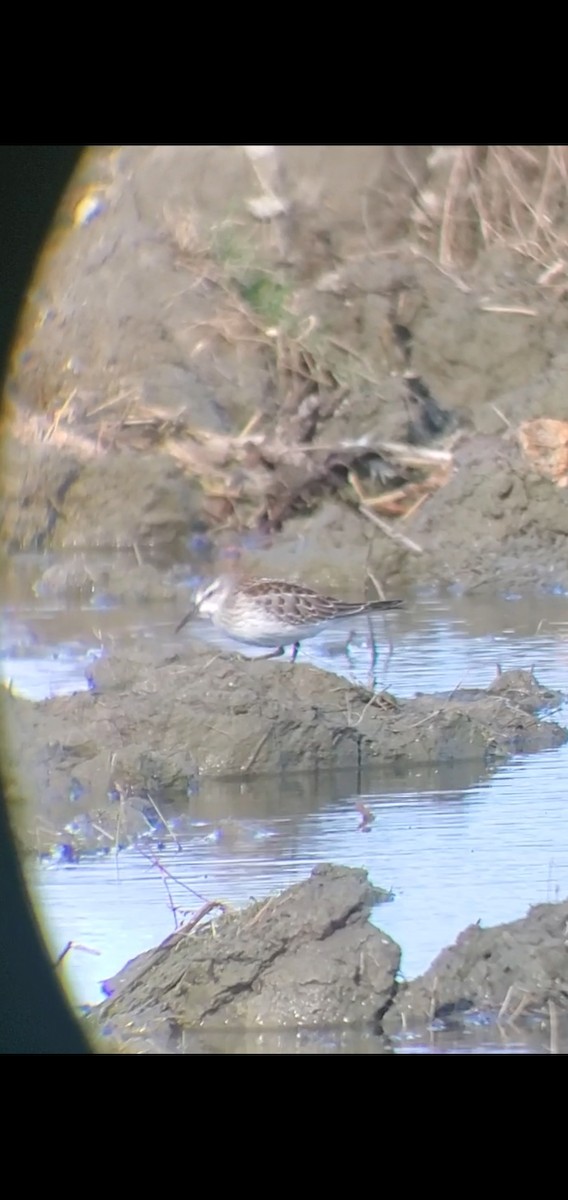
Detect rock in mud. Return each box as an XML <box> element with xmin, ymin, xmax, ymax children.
<box><xmin>94</xmin><ymin>864</ymin><xmax>399</xmax><ymax>1046</ymax></box>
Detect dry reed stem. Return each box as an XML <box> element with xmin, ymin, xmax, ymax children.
<box><xmin>424</xmin><ymin>146</ymin><xmax>568</xmax><ymax>276</ymax></box>
<box><xmin>359</xmin><ymin>505</ymin><xmax>424</xmax><ymax>555</ymax></box>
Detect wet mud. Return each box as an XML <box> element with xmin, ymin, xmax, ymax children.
<box><xmin>384</xmin><ymin>896</ymin><xmax>568</xmax><ymax>1037</ymax></box>
<box><xmin>4</xmin><ymin>646</ymin><xmax>564</xmax><ymax>858</ymax></box>
<box><xmin>89</xmin><ymin>864</ymin><xmax>568</xmax><ymax>1054</ymax></box>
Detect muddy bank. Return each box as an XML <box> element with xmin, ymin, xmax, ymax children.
<box><xmin>0</xmin><ymin>437</ymin><xmax>204</xmax><ymax>555</ymax></box>
<box><xmin>241</xmin><ymin>438</ymin><xmax>568</xmax><ymax>596</ymax></box>
<box><xmin>370</xmin><ymin>433</ymin><xmax>568</xmax><ymax>594</ymax></box>
<box><xmin>3</xmin><ymin>634</ymin><xmax>565</xmax><ymax>854</ymax></box>
<box><xmin>3</xmin><ymin>146</ymin><xmax>568</xmax><ymax>596</ymax></box>
<box><xmin>91</xmin><ymin>864</ymin><xmax>398</xmax><ymax>1051</ymax></box>
<box><xmin>87</xmin><ymin>861</ymin><xmax>568</xmax><ymax>1053</ymax></box>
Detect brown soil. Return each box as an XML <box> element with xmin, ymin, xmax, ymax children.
<box><xmin>3</xmin><ymin>145</ymin><xmax>568</xmax><ymax>592</ymax></box>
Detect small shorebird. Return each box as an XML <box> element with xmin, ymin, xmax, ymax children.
<box><xmin>176</xmin><ymin>575</ymin><xmax>402</xmax><ymax>661</ymax></box>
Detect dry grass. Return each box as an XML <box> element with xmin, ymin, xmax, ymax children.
<box><xmin>161</xmin><ymin>205</ymin><xmax>391</xmax><ymax>403</ymax></box>
<box><xmin>414</xmin><ymin>146</ymin><xmax>568</xmax><ymax>284</ymax></box>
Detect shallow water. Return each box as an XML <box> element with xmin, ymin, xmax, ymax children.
<box><xmin>3</xmin><ymin>554</ymin><xmax>568</xmax><ymax>1052</ymax></box>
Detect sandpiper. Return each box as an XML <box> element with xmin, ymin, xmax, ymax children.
<box><xmin>176</xmin><ymin>574</ymin><xmax>402</xmax><ymax>660</ymax></box>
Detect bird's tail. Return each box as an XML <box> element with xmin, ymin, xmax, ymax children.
<box><xmin>367</xmin><ymin>598</ymin><xmax>403</xmax><ymax>611</ymax></box>
<box><xmin>333</xmin><ymin>597</ymin><xmax>403</xmax><ymax>617</ymax></box>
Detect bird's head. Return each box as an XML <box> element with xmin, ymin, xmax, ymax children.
<box><xmin>175</xmin><ymin>575</ymin><xmax>232</xmax><ymax>633</ymax></box>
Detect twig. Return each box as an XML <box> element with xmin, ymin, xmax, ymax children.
<box><xmin>200</xmin><ymin>653</ymin><xmax>224</xmax><ymax>670</ymax></box>
<box><xmin>114</xmin><ymin>803</ymin><xmax>123</xmax><ymax>884</ymax></box>
<box><xmin>325</xmin><ymin>336</ymin><xmax>385</xmax><ymax>389</ymax></box>
<box><xmin>492</xmin><ymin>404</ymin><xmax>512</xmax><ymax>429</ymax></box>
<box><xmin>144</xmin><ymin>792</ymin><xmax>183</xmax><ymax>851</ymax></box>
<box><xmin>401</xmin><ymin>493</ymin><xmax>430</xmax><ymax>521</ymax></box>
<box><xmin>89</xmin><ymin>821</ymin><xmax>116</xmax><ymax>843</ymax></box>
<box><xmin>438</xmin><ymin>148</ymin><xmax>470</xmax><ymax>268</ymax></box>
<box><xmin>44</xmin><ymin>389</ymin><xmax>78</xmax><ymax>440</ymax></box>
<box><xmin>293</xmin><ymin>439</ymin><xmax>452</xmax><ymax>461</ymax></box>
<box><xmin>498</xmin><ymin>984</ymin><xmax>515</xmax><ymax>1022</ymax></box>
<box><xmin>408</xmin><ymin>244</ymin><xmax>472</xmax><ymax>293</ymax></box>
<box><xmin>538</xmin><ymin>260</ymin><xmax>566</xmax><ymax>286</ymax></box>
<box><xmin>373</xmin><ymin>440</ymin><xmax>453</xmax><ymax>466</ymax></box>
<box><xmin>179</xmin><ymin>899</ymin><xmax>226</xmax><ymax>935</ymax></box>
<box><xmin>85</xmin><ymin>388</ymin><xmax>139</xmax><ymax>419</ymax></box>
<box><xmin>479</xmin><ymin>304</ymin><xmax>537</xmax><ymax>316</ymax></box>
<box><xmin>366</xmin><ymin>613</ymin><xmax>378</xmax><ymax>689</ymax></box>
<box><xmin>162</xmin><ymin>871</ymin><xmax>180</xmax><ymax>927</ymax></box>
<box><xmin>347</xmin><ymin>688</ymin><xmax>386</xmax><ymax>728</ymax></box>
<box><xmin>246</xmin><ymin>896</ymin><xmax>275</xmax><ymax>929</ymax></box>
<box><xmin>359</xmin><ymin>505</ymin><xmax>424</xmax><ymax>555</ymax></box>
<box><xmin>347</xmin><ymin>470</ymin><xmax>367</xmax><ymax>503</ymax></box>
<box><xmin>509</xmin><ymin>991</ymin><xmax>531</xmax><ymax>1023</ymax></box>
<box><xmin>136</xmin><ymin>846</ymin><xmax>209</xmax><ymax>904</ymax></box>
<box><xmin>379</xmin><ymin>637</ymin><xmax>395</xmax><ymax>688</ymax></box>
<box><xmin>54</xmin><ymin>941</ymin><xmax>101</xmax><ymax>968</ymax></box>
<box><xmin>240</xmin><ymin>729</ymin><xmax>271</xmax><ymax>773</ymax></box>
<box><xmin>237</xmin><ymin>410</ymin><xmax>263</xmax><ymax>440</ymax></box>
<box><xmin>549</xmin><ymin>999</ymin><xmax>559</xmax><ymax>1055</ymax></box>
<box><xmin>428</xmin><ymin>976</ymin><xmax>439</xmax><ymax>1023</ymax></box>
<box><xmin>366</xmin><ymin>569</ymin><xmax>385</xmax><ymax>601</ymax></box>
<box><xmin>405</xmin><ymin>709</ymin><xmax>443</xmax><ymax>730</ymax></box>
<box><xmin>448</xmin><ymin>676</ymin><xmax>468</xmax><ymax>701</ymax></box>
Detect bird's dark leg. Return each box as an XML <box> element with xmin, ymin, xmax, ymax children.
<box><xmin>240</xmin><ymin>643</ymin><xmax>299</xmax><ymax>662</ymax></box>
<box><xmin>254</xmin><ymin>646</ymin><xmax>286</xmax><ymax>660</ymax></box>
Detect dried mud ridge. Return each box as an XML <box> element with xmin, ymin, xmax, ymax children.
<box><xmin>89</xmin><ymin>863</ymin><xmax>568</xmax><ymax>1054</ymax></box>
<box><xmin>4</xmin><ymin>649</ymin><xmax>565</xmax><ymax>857</ymax></box>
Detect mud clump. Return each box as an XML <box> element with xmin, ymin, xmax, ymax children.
<box><xmin>92</xmin><ymin>864</ymin><xmax>399</xmax><ymax>1050</ymax></box>
<box><xmin>384</xmin><ymin>898</ymin><xmax>568</xmax><ymax>1034</ymax></box>
<box><xmin>89</xmin><ymin>861</ymin><xmax>568</xmax><ymax>1053</ymax></box>
<box><xmin>4</xmin><ymin>639</ymin><xmax>565</xmax><ymax>857</ymax></box>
